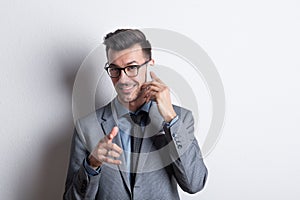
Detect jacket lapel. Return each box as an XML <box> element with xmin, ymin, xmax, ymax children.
<box><xmin>100</xmin><ymin>102</ymin><xmax>132</xmax><ymax>194</ymax></box>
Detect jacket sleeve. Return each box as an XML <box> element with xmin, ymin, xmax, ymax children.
<box><xmin>163</xmin><ymin>108</ymin><xmax>208</xmax><ymax>194</ymax></box>
<box><xmin>63</xmin><ymin>128</ymin><xmax>100</xmax><ymax>200</ymax></box>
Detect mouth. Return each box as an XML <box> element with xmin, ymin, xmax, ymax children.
<box><xmin>118</xmin><ymin>84</ymin><xmax>137</xmax><ymax>94</ymax></box>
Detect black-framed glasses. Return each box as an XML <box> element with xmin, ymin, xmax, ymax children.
<box><xmin>104</xmin><ymin>60</ymin><xmax>150</xmax><ymax>78</ymax></box>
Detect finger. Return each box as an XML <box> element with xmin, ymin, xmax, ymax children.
<box><xmin>106</xmin><ymin>143</ymin><xmax>123</xmax><ymax>154</ymax></box>
<box><xmin>143</xmin><ymin>89</ymin><xmax>155</xmax><ymax>98</ymax></box>
<box><xmin>98</xmin><ymin>155</ymin><xmax>122</xmax><ymax>165</ymax></box>
<box><xmin>150</xmin><ymin>71</ymin><xmax>164</xmax><ymax>83</ymax></box>
<box><xmin>103</xmin><ymin>157</ymin><xmax>122</xmax><ymax>165</ymax></box>
<box><xmin>144</xmin><ymin>90</ymin><xmax>157</xmax><ymax>103</ymax></box>
<box><xmin>107</xmin><ymin>150</ymin><xmax>122</xmax><ymax>158</ymax></box>
<box><xmin>142</xmin><ymin>81</ymin><xmax>164</xmax><ymax>90</ymax></box>
<box><xmin>144</xmin><ymin>92</ymin><xmax>151</xmax><ymax>103</ymax></box>
<box><xmin>96</xmin><ymin>148</ymin><xmax>108</xmax><ymax>156</ymax></box>
<box><xmin>92</xmin><ymin>147</ymin><xmax>121</xmax><ymax>161</ymax></box>
<box><xmin>141</xmin><ymin>79</ymin><xmax>160</xmax><ymax>90</ymax></box>
<box><xmin>143</xmin><ymin>87</ymin><xmax>161</xmax><ymax>100</ymax></box>
<box><xmin>97</xmin><ymin>148</ymin><xmax>117</xmax><ymax>157</ymax></box>
<box><xmin>141</xmin><ymin>82</ymin><xmax>151</xmax><ymax>90</ymax></box>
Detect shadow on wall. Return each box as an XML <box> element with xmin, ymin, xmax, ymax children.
<box><xmin>15</xmin><ymin>43</ymin><xmax>93</xmax><ymax>200</ymax></box>
<box><xmin>29</xmin><ymin>127</ymin><xmax>73</xmax><ymax>200</ymax></box>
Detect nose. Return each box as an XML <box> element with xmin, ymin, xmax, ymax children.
<box><xmin>118</xmin><ymin>69</ymin><xmax>129</xmax><ymax>83</ymax></box>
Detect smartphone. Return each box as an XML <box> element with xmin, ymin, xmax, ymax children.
<box><xmin>146</xmin><ymin>69</ymin><xmax>152</xmax><ymax>82</ymax></box>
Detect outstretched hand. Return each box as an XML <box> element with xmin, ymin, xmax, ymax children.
<box><xmin>88</xmin><ymin>127</ymin><xmax>123</xmax><ymax>169</ymax></box>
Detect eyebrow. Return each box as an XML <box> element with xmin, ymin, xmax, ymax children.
<box><xmin>125</xmin><ymin>61</ymin><xmax>138</xmax><ymax>65</ymax></box>
<box><xmin>110</xmin><ymin>60</ymin><xmax>138</xmax><ymax>67</ymax></box>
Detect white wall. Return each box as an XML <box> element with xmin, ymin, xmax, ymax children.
<box><xmin>1</xmin><ymin>0</ymin><xmax>299</xmax><ymax>199</ymax></box>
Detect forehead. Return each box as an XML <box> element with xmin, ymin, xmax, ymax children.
<box><xmin>107</xmin><ymin>44</ymin><xmax>145</xmax><ymax>64</ymax></box>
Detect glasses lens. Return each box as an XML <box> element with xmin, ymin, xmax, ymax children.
<box><xmin>108</xmin><ymin>68</ymin><xmax>120</xmax><ymax>77</ymax></box>
<box><xmin>125</xmin><ymin>66</ymin><xmax>138</xmax><ymax>77</ymax></box>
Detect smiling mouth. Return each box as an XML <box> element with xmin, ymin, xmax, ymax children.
<box><xmin>118</xmin><ymin>84</ymin><xmax>136</xmax><ymax>93</ymax></box>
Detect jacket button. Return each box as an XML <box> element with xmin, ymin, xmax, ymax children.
<box><xmin>81</xmin><ymin>180</ymin><xmax>87</xmax><ymax>193</ymax></box>
<box><xmin>80</xmin><ymin>187</ymin><xmax>86</xmax><ymax>193</ymax></box>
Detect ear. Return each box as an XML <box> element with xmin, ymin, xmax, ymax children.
<box><xmin>149</xmin><ymin>59</ymin><xmax>155</xmax><ymax>66</ymax></box>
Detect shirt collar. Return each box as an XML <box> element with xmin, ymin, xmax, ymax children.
<box><xmin>113</xmin><ymin>97</ymin><xmax>152</xmax><ymax>119</ymax></box>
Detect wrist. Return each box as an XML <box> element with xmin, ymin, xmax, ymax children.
<box><xmin>164</xmin><ymin>111</ymin><xmax>177</xmax><ymax>123</ymax></box>
<box><xmin>84</xmin><ymin>157</ymin><xmax>102</xmax><ymax>176</ymax></box>
<box><xmin>88</xmin><ymin>155</ymin><xmax>102</xmax><ymax>169</ymax></box>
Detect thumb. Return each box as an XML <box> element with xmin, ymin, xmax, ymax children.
<box><xmin>108</xmin><ymin>126</ymin><xmax>119</xmax><ymax>141</ymax></box>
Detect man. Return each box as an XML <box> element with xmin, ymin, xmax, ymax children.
<box><xmin>63</xmin><ymin>29</ymin><xmax>208</xmax><ymax>200</ymax></box>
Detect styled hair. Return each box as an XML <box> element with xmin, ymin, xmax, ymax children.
<box><xmin>103</xmin><ymin>29</ymin><xmax>152</xmax><ymax>60</ymax></box>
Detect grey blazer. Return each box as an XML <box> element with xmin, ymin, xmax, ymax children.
<box><xmin>63</xmin><ymin>101</ymin><xmax>207</xmax><ymax>200</ymax></box>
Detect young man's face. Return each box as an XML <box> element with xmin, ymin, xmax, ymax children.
<box><xmin>107</xmin><ymin>44</ymin><xmax>153</xmax><ymax>105</ymax></box>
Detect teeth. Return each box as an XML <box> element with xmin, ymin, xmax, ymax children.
<box><xmin>120</xmin><ymin>85</ymin><xmax>134</xmax><ymax>90</ymax></box>
<box><xmin>121</xmin><ymin>86</ymin><xmax>131</xmax><ymax>89</ymax></box>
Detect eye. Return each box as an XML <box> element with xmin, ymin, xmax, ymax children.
<box><xmin>126</xmin><ymin>65</ymin><xmax>138</xmax><ymax>71</ymax></box>
<box><xmin>109</xmin><ymin>68</ymin><xmax>118</xmax><ymax>72</ymax></box>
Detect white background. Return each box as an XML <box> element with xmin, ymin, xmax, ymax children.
<box><xmin>1</xmin><ymin>0</ymin><xmax>299</xmax><ymax>199</ymax></box>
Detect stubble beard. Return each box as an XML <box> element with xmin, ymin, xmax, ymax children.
<box><xmin>116</xmin><ymin>82</ymin><xmax>144</xmax><ymax>107</ymax></box>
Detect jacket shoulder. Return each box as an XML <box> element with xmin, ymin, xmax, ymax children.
<box><xmin>172</xmin><ymin>104</ymin><xmax>192</xmax><ymax>116</ymax></box>
<box><xmin>77</xmin><ymin>102</ymin><xmax>111</xmax><ymax>125</ymax></box>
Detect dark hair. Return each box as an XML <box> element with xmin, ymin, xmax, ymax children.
<box><xmin>103</xmin><ymin>29</ymin><xmax>152</xmax><ymax>60</ymax></box>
